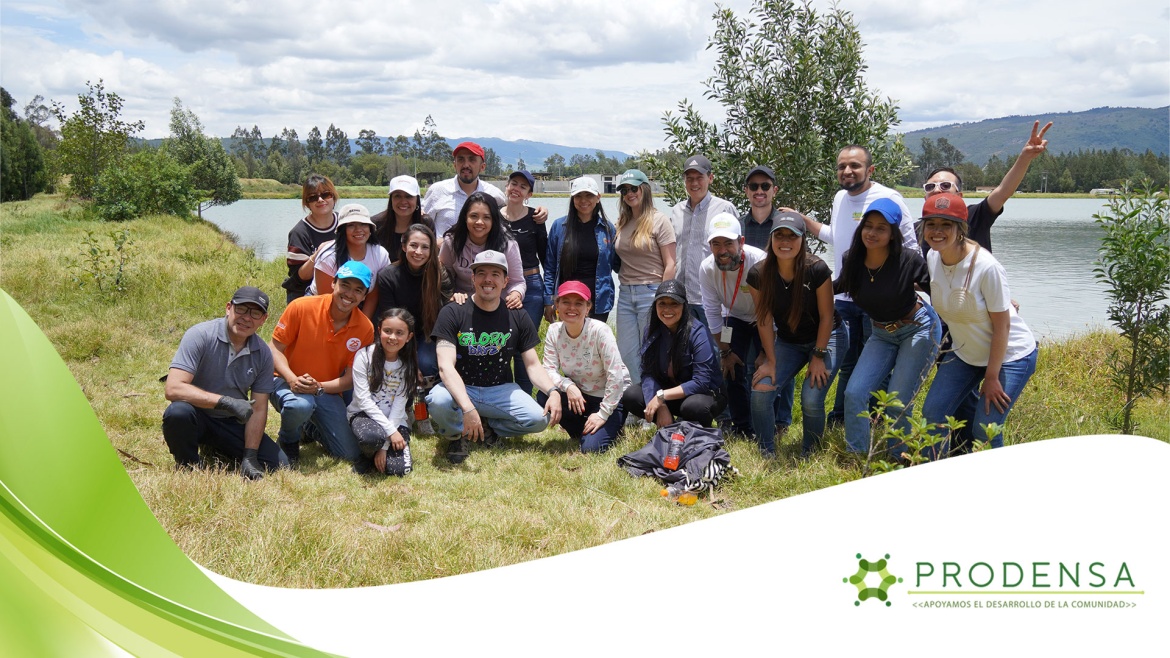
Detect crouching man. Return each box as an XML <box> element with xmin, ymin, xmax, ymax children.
<box><xmin>270</xmin><ymin>262</ymin><xmax>375</xmax><ymax>466</ymax></box>
<box><xmin>427</xmin><ymin>250</ymin><xmax>562</xmax><ymax>464</ymax></box>
<box><xmin>163</xmin><ymin>286</ymin><xmax>287</xmax><ymax>479</ymax></box>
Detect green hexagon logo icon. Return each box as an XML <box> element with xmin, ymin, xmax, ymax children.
<box><xmin>844</xmin><ymin>553</ymin><xmax>902</xmax><ymax>606</ymax></box>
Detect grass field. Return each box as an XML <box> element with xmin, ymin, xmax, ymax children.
<box><xmin>2</xmin><ymin>195</ymin><xmax>1166</xmax><ymax>588</ymax></box>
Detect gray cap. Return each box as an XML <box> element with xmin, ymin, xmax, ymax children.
<box><xmin>471</xmin><ymin>249</ymin><xmax>509</xmax><ymax>275</ymax></box>
<box><xmin>770</xmin><ymin>211</ymin><xmax>806</xmax><ymax>236</ymax></box>
<box><xmin>683</xmin><ymin>155</ymin><xmax>713</xmax><ymax>175</ymax></box>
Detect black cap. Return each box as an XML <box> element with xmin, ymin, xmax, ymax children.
<box><xmin>653</xmin><ymin>279</ymin><xmax>687</xmax><ymax>305</ymax></box>
<box><xmin>745</xmin><ymin>165</ymin><xmax>776</xmax><ymax>184</ymax></box>
<box><xmin>230</xmin><ymin>286</ymin><xmax>270</xmax><ymax>313</ymax></box>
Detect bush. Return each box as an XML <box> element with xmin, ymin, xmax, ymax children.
<box><xmin>92</xmin><ymin>148</ymin><xmax>197</xmax><ymax>221</ymax></box>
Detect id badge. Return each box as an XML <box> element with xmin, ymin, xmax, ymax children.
<box><xmin>720</xmin><ymin>325</ymin><xmax>733</xmax><ymax>343</ymax></box>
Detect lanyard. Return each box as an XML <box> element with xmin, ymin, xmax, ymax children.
<box><xmin>721</xmin><ymin>261</ymin><xmax>745</xmax><ymax>315</ymax></box>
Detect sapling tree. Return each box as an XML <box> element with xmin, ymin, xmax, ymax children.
<box><xmin>1093</xmin><ymin>180</ymin><xmax>1170</xmax><ymax>434</ymax></box>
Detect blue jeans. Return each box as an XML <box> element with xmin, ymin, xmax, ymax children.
<box><xmin>830</xmin><ymin>299</ymin><xmax>872</xmax><ymax>422</ymax></box>
<box><xmin>417</xmin><ymin>336</ymin><xmax>438</xmax><ymax>378</ymax></box>
<box><xmin>922</xmin><ymin>348</ymin><xmax>1038</xmax><ymax>456</ymax></box>
<box><xmin>616</xmin><ymin>283</ymin><xmax>659</xmax><ymax>382</ymax></box>
<box><xmin>844</xmin><ymin>304</ymin><xmax>941</xmax><ymax>455</ymax></box>
<box><xmin>513</xmin><ymin>272</ymin><xmax>546</xmax><ymax>396</ymax></box>
<box><xmin>751</xmin><ymin>324</ymin><xmax>848</xmax><ymax>455</ymax></box>
<box><xmin>270</xmin><ymin>378</ymin><xmax>361</xmax><ymax>461</ymax></box>
<box><xmin>426</xmin><ymin>382</ymin><xmax>550</xmax><ymax>438</ymax></box>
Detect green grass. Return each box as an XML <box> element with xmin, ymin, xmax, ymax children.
<box><xmin>1</xmin><ymin>195</ymin><xmax>1166</xmax><ymax>588</ymax></box>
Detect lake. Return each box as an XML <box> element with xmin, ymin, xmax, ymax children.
<box><xmin>204</xmin><ymin>196</ymin><xmax>1113</xmax><ymax>341</ymax></box>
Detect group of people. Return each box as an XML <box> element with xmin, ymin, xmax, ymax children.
<box><xmin>161</xmin><ymin>122</ymin><xmax>1051</xmax><ymax>478</ymax></box>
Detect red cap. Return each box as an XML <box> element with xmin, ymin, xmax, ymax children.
<box><xmin>921</xmin><ymin>192</ymin><xmax>968</xmax><ymax>223</ymax></box>
<box><xmin>556</xmin><ymin>280</ymin><xmax>592</xmax><ymax>302</ymax></box>
<box><xmin>452</xmin><ymin>141</ymin><xmax>485</xmax><ymax>159</ymax></box>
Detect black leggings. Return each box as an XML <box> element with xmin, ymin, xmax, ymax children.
<box><xmin>620</xmin><ymin>384</ymin><xmax>725</xmax><ymax>427</ymax></box>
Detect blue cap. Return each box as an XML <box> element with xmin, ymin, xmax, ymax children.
<box><xmin>335</xmin><ymin>261</ymin><xmax>372</xmax><ymax>289</ymax></box>
<box><xmin>509</xmin><ymin>169</ymin><xmax>536</xmax><ymax>190</ymax></box>
<box><xmin>864</xmin><ymin>198</ymin><xmax>903</xmax><ymax>225</ymax></box>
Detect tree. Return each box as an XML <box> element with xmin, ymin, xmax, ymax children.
<box><xmin>543</xmin><ymin>153</ymin><xmax>565</xmax><ymax>175</ymax></box>
<box><xmin>355</xmin><ymin>129</ymin><xmax>384</xmax><ymax>155</ymax></box>
<box><xmin>516</xmin><ymin>156</ymin><xmax>527</xmax><ymax>172</ymax></box>
<box><xmin>483</xmin><ymin>147</ymin><xmax>503</xmax><ymax>176</ymax></box>
<box><xmin>51</xmin><ymin>80</ymin><xmax>144</xmax><ymax>199</ymax></box>
<box><xmin>911</xmin><ymin>137</ymin><xmax>965</xmax><ymax>186</ymax></box>
<box><xmin>1093</xmin><ymin>180</ymin><xmax>1170</xmax><ymax>434</ymax></box>
<box><xmin>325</xmin><ymin>123</ymin><xmax>350</xmax><ymax>167</ymax></box>
<box><xmin>92</xmin><ymin>147</ymin><xmax>197</xmax><ymax>221</ymax></box>
<box><xmin>281</xmin><ymin>127</ymin><xmax>306</xmax><ymax>183</ymax></box>
<box><xmin>1</xmin><ymin>88</ymin><xmax>49</xmax><ymax>201</ymax></box>
<box><xmin>643</xmin><ymin>0</ymin><xmax>910</xmax><ymax>220</ymax></box>
<box><xmin>164</xmin><ymin>99</ymin><xmax>241</xmax><ymax>217</ymax></box>
<box><xmin>22</xmin><ymin>94</ymin><xmax>58</xmax><ymax>152</ymax></box>
<box><xmin>305</xmin><ymin>126</ymin><xmax>325</xmax><ymax>167</ymax></box>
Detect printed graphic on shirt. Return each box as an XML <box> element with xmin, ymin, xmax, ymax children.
<box><xmin>346</xmin><ymin>337</ymin><xmax>363</xmax><ymax>352</ymax></box>
<box><xmin>458</xmin><ymin>330</ymin><xmax>512</xmax><ymax>356</ymax></box>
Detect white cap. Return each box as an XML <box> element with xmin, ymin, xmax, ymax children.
<box><xmin>388</xmin><ymin>175</ymin><xmax>420</xmax><ymax>197</ymax></box>
<box><xmin>569</xmin><ymin>177</ymin><xmax>600</xmax><ymax>197</ymax></box>
<box><xmin>706</xmin><ymin>212</ymin><xmax>742</xmax><ymax>242</ymax></box>
<box><xmin>471</xmin><ymin>249</ymin><xmax>509</xmax><ymax>275</ymax></box>
<box><xmin>337</xmin><ymin>203</ymin><xmax>375</xmax><ymax>227</ymax></box>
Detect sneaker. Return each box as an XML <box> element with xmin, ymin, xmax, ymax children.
<box><xmin>776</xmin><ymin>423</ymin><xmax>790</xmax><ymax>437</ymax></box>
<box><xmin>415</xmin><ymin>418</ymin><xmax>434</xmax><ymax>435</ymax></box>
<box><xmin>239</xmin><ymin>453</ymin><xmax>264</xmax><ymax>481</ymax></box>
<box><xmin>280</xmin><ymin>441</ymin><xmax>300</xmax><ymax>468</ymax></box>
<box><xmin>481</xmin><ymin>425</ymin><xmax>502</xmax><ymax>449</ymax></box>
<box><xmin>446</xmin><ymin>437</ymin><xmax>469</xmax><ymax>464</ymax></box>
<box><xmin>301</xmin><ymin>422</ymin><xmax>320</xmax><ymax>445</ymax></box>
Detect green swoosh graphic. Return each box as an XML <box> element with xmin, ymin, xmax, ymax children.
<box><xmin>0</xmin><ymin>290</ymin><xmax>338</xmax><ymax>657</ymax></box>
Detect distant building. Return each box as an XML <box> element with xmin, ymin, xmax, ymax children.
<box><xmin>1090</xmin><ymin>188</ymin><xmax>1120</xmax><ymax>196</ymax></box>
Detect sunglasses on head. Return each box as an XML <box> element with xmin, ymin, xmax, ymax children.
<box><xmin>922</xmin><ymin>181</ymin><xmax>958</xmax><ymax>193</ymax></box>
<box><xmin>307</xmin><ymin>192</ymin><xmax>334</xmax><ymax>203</ymax></box>
<box><xmin>747</xmin><ymin>182</ymin><xmax>773</xmax><ymax>192</ymax></box>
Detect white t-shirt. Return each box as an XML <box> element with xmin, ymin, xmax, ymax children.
<box><xmin>818</xmin><ymin>182</ymin><xmax>917</xmax><ymax>301</ymax></box>
<box><xmin>347</xmin><ymin>346</ymin><xmax>409</xmax><ymax>444</ymax></box>
<box><xmin>308</xmin><ymin>241</ymin><xmax>391</xmax><ymax>295</ymax></box>
<box><xmin>927</xmin><ymin>246</ymin><xmax>1036</xmax><ymax>367</ymax></box>
<box><xmin>699</xmin><ymin>244</ymin><xmax>767</xmax><ymax>334</ymax></box>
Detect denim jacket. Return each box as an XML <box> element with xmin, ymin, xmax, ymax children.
<box><xmin>543</xmin><ymin>215</ymin><xmax>618</xmax><ymax>314</ymax></box>
<box><xmin>639</xmin><ymin>320</ymin><xmax>723</xmax><ymax>403</ymax></box>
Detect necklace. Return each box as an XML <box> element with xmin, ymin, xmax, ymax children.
<box><xmin>865</xmin><ymin>261</ymin><xmax>885</xmax><ymax>283</ymax></box>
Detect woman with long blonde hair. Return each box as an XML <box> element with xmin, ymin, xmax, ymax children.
<box><xmin>612</xmin><ymin>169</ymin><xmax>676</xmax><ymax>381</ymax></box>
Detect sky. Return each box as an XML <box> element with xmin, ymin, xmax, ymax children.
<box><xmin>1</xmin><ymin>0</ymin><xmax>1167</xmax><ymax>154</ymax></box>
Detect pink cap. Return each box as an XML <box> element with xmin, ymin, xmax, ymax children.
<box><xmin>556</xmin><ymin>280</ymin><xmax>592</xmax><ymax>302</ymax></box>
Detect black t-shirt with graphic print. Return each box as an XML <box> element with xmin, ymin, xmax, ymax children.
<box><xmin>431</xmin><ymin>300</ymin><xmax>539</xmax><ymax>387</ymax></box>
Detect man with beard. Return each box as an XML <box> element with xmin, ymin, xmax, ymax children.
<box><xmin>423</xmin><ymin>141</ymin><xmax>546</xmax><ymax>237</ymax></box>
<box><xmin>796</xmin><ymin>145</ymin><xmax>917</xmax><ymax>427</ymax></box>
<box><xmin>698</xmin><ymin>213</ymin><xmax>768</xmax><ymax>440</ymax></box>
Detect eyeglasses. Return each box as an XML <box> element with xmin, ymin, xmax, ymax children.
<box><xmin>747</xmin><ymin>182</ymin><xmax>773</xmax><ymax>192</ymax></box>
<box><xmin>619</xmin><ymin>186</ymin><xmax>641</xmax><ymax>196</ymax></box>
<box><xmin>922</xmin><ymin>181</ymin><xmax>959</xmax><ymax>193</ymax></box>
<box><xmin>231</xmin><ymin>304</ymin><xmax>266</xmax><ymax>320</ymax></box>
<box><xmin>307</xmin><ymin>192</ymin><xmax>334</xmax><ymax>203</ymax></box>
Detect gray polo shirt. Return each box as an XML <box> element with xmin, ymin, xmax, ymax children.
<box><xmin>170</xmin><ymin>317</ymin><xmax>275</xmax><ymax>418</ymax></box>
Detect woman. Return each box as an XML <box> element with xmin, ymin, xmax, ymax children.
<box><xmin>366</xmin><ymin>224</ymin><xmax>453</xmax><ymax>379</ymax></box>
<box><xmin>620</xmin><ymin>280</ymin><xmax>724</xmax><ymax>428</ymax></box>
<box><xmin>613</xmin><ymin>169</ymin><xmax>677</xmax><ymax>381</ymax></box>
<box><xmin>747</xmin><ymin>215</ymin><xmax>848</xmax><ymax>457</ymax></box>
<box><xmin>309</xmin><ymin>204</ymin><xmax>391</xmax><ymax>296</ymax></box>
<box><xmin>281</xmin><ymin>174</ymin><xmax>338</xmax><ymax>302</ymax></box>
<box><xmin>919</xmin><ymin>192</ymin><xmax>1038</xmax><ymax>456</ymax></box>
<box><xmin>541</xmin><ymin>281</ymin><xmax>630</xmax><ymax>452</ymax></box>
<box><xmin>543</xmin><ymin>176</ymin><xmax>618</xmax><ymax>323</ymax></box>
<box><xmin>372</xmin><ymin>175</ymin><xmax>432</xmax><ymax>263</ymax></box>
<box><xmin>348</xmin><ymin>309</ymin><xmax>418</xmax><ymax>476</ymax></box>
<box><xmin>501</xmin><ymin>170</ymin><xmax>548</xmax><ymax>397</ymax></box>
<box><xmin>836</xmin><ymin>198</ymin><xmax>941</xmax><ymax>457</ymax></box>
<box><xmin>438</xmin><ymin>191</ymin><xmax>525</xmax><ymax>307</ymax></box>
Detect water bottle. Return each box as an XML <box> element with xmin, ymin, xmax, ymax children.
<box><xmin>662</xmin><ymin>431</ymin><xmax>685</xmax><ymax>470</ymax></box>
<box><xmin>414</xmin><ymin>401</ymin><xmax>428</xmax><ymax>421</ymax></box>
<box><xmin>661</xmin><ymin>484</ymin><xmax>698</xmax><ymax>506</ymax></box>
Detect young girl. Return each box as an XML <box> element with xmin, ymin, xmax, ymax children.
<box><xmin>747</xmin><ymin>215</ymin><xmax>847</xmax><ymax>457</ymax></box>
<box><xmin>347</xmin><ymin>309</ymin><xmax>418</xmax><ymax>476</ymax></box>
<box><xmin>837</xmin><ymin>199</ymin><xmax>941</xmax><ymax>458</ymax></box>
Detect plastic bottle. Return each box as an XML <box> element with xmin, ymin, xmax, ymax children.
<box><xmin>662</xmin><ymin>431</ymin><xmax>685</xmax><ymax>470</ymax></box>
<box><xmin>414</xmin><ymin>401</ymin><xmax>428</xmax><ymax>421</ymax></box>
<box><xmin>661</xmin><ymin>485</ymin><xmax>699</xmax><ymax>506</ymax></box>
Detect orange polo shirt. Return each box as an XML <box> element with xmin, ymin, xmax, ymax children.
<box><xmin>272</xmin><ymin>294</ymin><xmax>374</xmax><ymax>381</ymax></box>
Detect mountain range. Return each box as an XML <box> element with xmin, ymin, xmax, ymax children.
<box><xmin>444</xmin><ymin>137</ymin><xmax>630</xmax><ymax>170</ymax></box>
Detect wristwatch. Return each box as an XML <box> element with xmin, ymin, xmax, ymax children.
<box><xmin>810</xmin><ymin>347</ymin><xmax>829</xmax><ymax>360</ymax></box>
<box><xmin>315</xmin><ymin>385</ymin><xmax>325</xmax><ymax>396</ymax></box>
<box><xmin>655</xmin><ymin>389</ymin><xmax>666</xmax><ymax>402</ymax></box>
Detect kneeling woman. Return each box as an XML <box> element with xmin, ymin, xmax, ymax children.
<box><xmin>347</xmin><ymin>309</ymin><xmax>418</xmax><ymax>476</ymax></box>
<box><xmin>541</xmin><ymin>282</ymin><xmax>631</xmax><ymax>452</ymax></box>
<box><xmin>838</xmin><ymin>199</ymin><xmax>941</xmax><ymax>457</ymax></box>
<box><xmin>621</xmin><ymin>280</ymin><xmax>725</xmax><ymax>428</ymax></box>
<box><xmin>920</xmin><ymin>193</ymin><xmax>1038</xmax><ymax>456</ymax></box>
<box><xmin>747</xmin><ymin>214</ymin><xmax>847</xmax><ymax>457</ymax></box>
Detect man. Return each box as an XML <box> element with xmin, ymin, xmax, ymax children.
<box><xmin>920</xmin><ymin>120</ymin><xmax>1053</xmax><ymax>252</ymax></box>
<box><xmin>737</xmin><ymin>165</ymin><xmax>796</xmax><ymax>432</ymax></box>
<box><xmin>270</xmin><ymin>261</ymin><xmax>375</xmax><ymax>466</ymax></box>
<box><xmin>426</xmin><ymin>250</ymin><xmax>562</xmax><ymax>464</ymax></box>
<box><xmin>797</xmin><ymin>145</ymin><xmax>918</xmax><ymax>426</ymax></box>
<box><xmin>163</xmin><ymin>286</ymin><xmax>285</xmax><ymax>480</ymax></box>
<box><xmin>698</xmin><ymin>213</ymin><xmax>767</xmax><ymax>442</ymax></box>
<box><xmin>670</xmin><ymin>154</ymin><xmax>738</xmax><ymax>326</ymax></box>
<box><xmin>422</xmin><ymin>141</ymin><xmax>547</xmax><ymax>237</ymax></box>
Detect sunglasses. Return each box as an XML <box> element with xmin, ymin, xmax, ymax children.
<box><xmin>922</xmin><ymin>181</ymin><xmax>959</xmax><ymax>193</ymax></box>
<box><xmin>747</xmin><ymin>182</ymin><xmax>773</xmax><ymax>192</ymax></box>
<box><xmin>307</xmin><ymin>192</ymin><xmax>334</xmax><ymax>203</ymax></box>
<box><xmin>619</xmin><ymin>186</ymin><xmax>641</xmax><ymax>196</ymax></box>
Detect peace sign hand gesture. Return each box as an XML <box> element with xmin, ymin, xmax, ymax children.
<box><xmin>1021</xmin><ymin>120</ymin><xmax>1052</xmax><ymax>160</ymax></box>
